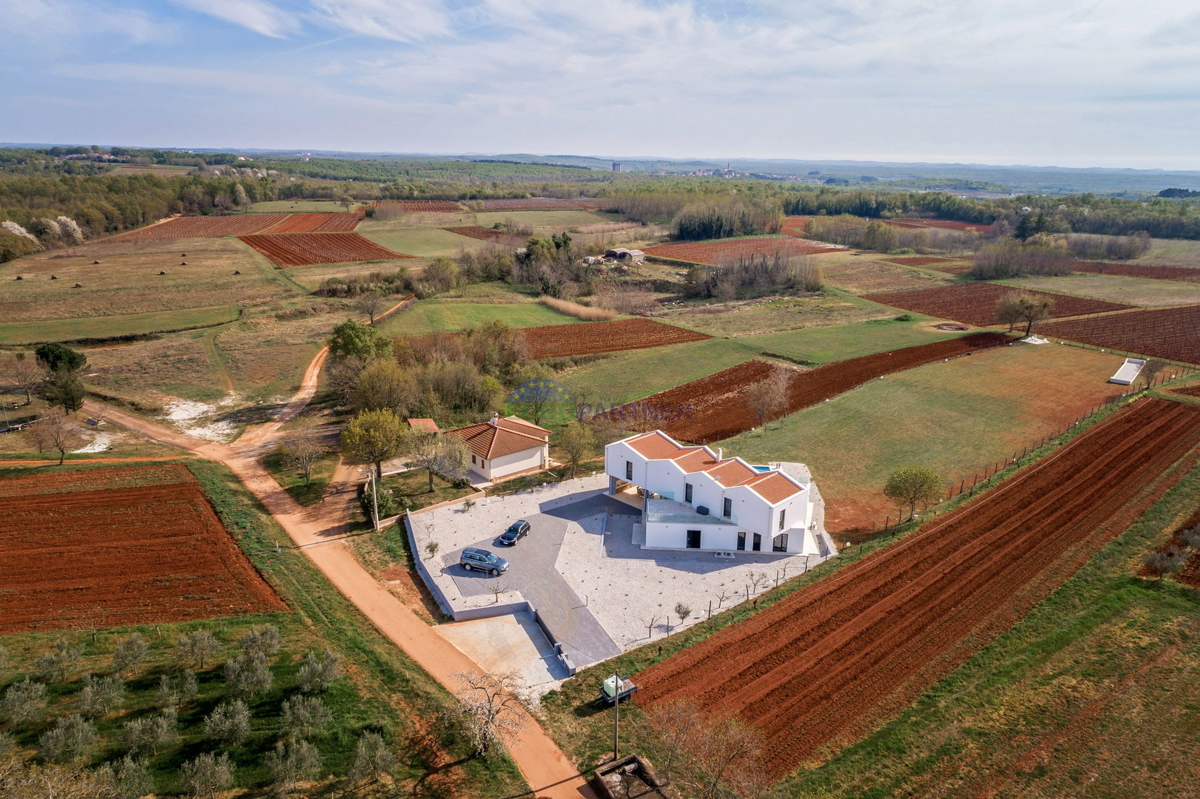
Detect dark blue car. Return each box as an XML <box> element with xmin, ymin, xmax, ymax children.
<box><xmin>498</xmin><ymin>520</ymin><xmax>530</xmax><ymax>546</ymax></box>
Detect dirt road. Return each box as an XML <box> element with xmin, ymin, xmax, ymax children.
<box><xmin>78</xmin><ymin>381</ymin><xmax>593</xmax><ymax>798</ymax></box>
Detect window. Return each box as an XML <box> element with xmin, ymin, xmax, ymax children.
<box><xmin>684</xmin><ymin>483</ymin><xmax>693</xmax><ymax>503</ymax></box>
<box><xmin>736</xmin><ymin>531</ymin><xmax>746</xmax><ymax>551</ymax></box>
<box><xmin>686</xmin><ymin>530</ymin><xmax>701</xmax><ymax>549</ymax></box>
<box><xmin>752</xmin><ymin>533</ymin><xmax>762</xmax><ymax>552</ymax></box>
<box><xmin>471</xmin><ymin>454</ymin><xmax>477</xmax><ymax>465</ymax></box>
<box><xmin>773</xmin><ymin>533</ymin><xmax>789</xmax><ymax>552</ymax></box>
<box><xmin>778</xmin><ymin>508</ymin><xmax>786</xmax><ymax>531</ymax></box>
<box><xmin>723</xmin><ymin>497</ymin><xmax>732</xmax><ymax>518</ymax></box>
<box><xmin>625</xmin><ymin>461</ymin><xmax>633</xmax><ymax>480</ymax></box>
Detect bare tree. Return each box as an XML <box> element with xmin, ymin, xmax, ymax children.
<box><xmin>746</xmin><ymin>368</ymin><xmax>790</xmax><ymax>428</ymax></box>
<box><xmin>404</xmin><ymin>429</ymin><xmax>471</xmax><ymax>492</ymax></box>
<box><xmin>280</xmin><ymin>418</ymin><xmax>327</xmax><ymax>487</ymax></box>
<box><xmin>449</xmin><ymin>671</ymin><xmax>527</xmax><ymax>756</ymax></box>
<box><xmin>715</xmin><ymin>587</ymin><xmax>730</xmax><ymax>608</ymax></box>
<box><xmin>1141</xmin><ymin>358</ymin><xmax>1168</xmax><ymax>390</ymax></box>
<box><xmin>695</xmin><ymin>718</ymin><xmax>764</xmax><ymax>799</ymax></box>
<box><xmin>355</xmin><ymin>290</ymin><xmax>387</xmax><ymax>325</ymax></box>
<box><xmin>643</xmin><ymin>698</ymin><xmax>703</xmax><ymax>784</ymax></box>
<box><xmin>7</xmin><ymin>352</ymin><xmax>44</xmax><ymax>403</ymax></box>
<box><xmin>641</xmin><ymin>615</ymin><xmax>658</xmax><ymax>640</ymax></box>
<box><xmin>485</xmin><ymin>582</ymin><xmax>509</xmax><ymax>605</ymax></box>
<box><xmin>24</xmin><ymin>408</ymin><xmax>84</xmax><ymax>464</ymax></box>
<box><xmin>556</xmin><ymin>420</ymin><xmax>597</xmax><ymax>477</ymax></box>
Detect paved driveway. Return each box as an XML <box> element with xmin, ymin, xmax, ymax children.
<box><xmin>444</xmin><ymin>494</ymin><xmax>631</xmax><ymax>667</ymax></box>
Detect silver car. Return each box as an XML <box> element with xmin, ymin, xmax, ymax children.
<box><xmin>459</xmin><ymin>547</ymin><xmax>509</xmax><ymax>576</ymax></box>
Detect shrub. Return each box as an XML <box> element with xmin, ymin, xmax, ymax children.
<box><xmin>39</xmin><ymin>714</ymin><xmax>97</xmax><ymax>763</ymax></box>
<box><xmin>180</xmin><ymin>752</ymin><xmax>235</xmax><ymax>799</ymax></box>
<box><xmin>297</xmin><ymin>650</ymin><xmax>343</xmax><ymax>693</ymax></box>
<box><xmin>204</xmin><ymin>699</ymin><xmax>252</xmax><ymax>746</ymax></box>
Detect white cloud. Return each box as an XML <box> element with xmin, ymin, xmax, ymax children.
<box><xmin>0</xmin><ymin>0</ymin><xmax>174</xmax><ymax>46</ymax></box>
<box><xmin>173</xmin><ymin>0</ymin><xmax>300</xmax><ymax>39</ymax></box>
<box><xmin>307</xmin><ymin>0</ymin><xmax>452</xmax><ymax>42</ymax></box>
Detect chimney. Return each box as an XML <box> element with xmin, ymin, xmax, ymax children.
<box><xmin>717</xmin><ymin>448</ymin><xmax>723</xmax><ymax>461</ymax></box>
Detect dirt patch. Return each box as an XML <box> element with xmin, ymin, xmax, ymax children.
<box><xmin>644</xmin><ymin>237</ymin><xmax>843</xmax><ymax>265</ymax></box>
<box><xmin>824</xmin><ymin>259</ymin><xmax>952</xmax><ymax>294</ymax></box>
<box><xmin>935</xmin><ymin>323</ymin><xmax>969</xmax><ymax>331</ymax></box>
<box><xmin>1040</xmin><ymin>305</ymin><xmax>1200</xmax><ymax>364</ymax></box>
<box><xmin>0</xmin><ymin>465</ymin><xmax>286</xmax><ymax>634</ymax></box>
<box><xmin>864</xmin><ymin>283</ymin><xmax>1133</xmax><ymax>326</ymax></box>
<box><xmin>635</xmin><ymin>398</ymin><xmax>1200</xmax><ymax>779</ymax></box>
<box><xmin>600</xmin><ymin>333</ymin><xmax>1010</xmax><ymax>443</ymax></box>
<box><xmin>523</xmin><ymin>318</ymin><xmax>710</xmax><ymax>359</ymax></box>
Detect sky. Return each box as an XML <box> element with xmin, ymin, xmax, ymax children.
<box><xmin>2</xmin><ymin>0</ymin><xmax>1200</xmax><ymax>169</ymax></box>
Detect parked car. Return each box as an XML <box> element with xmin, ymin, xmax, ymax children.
<box><xmin>499</xmin><ymin>520</ymin><xmax>530</xmax><ymax>546</ymax></box>
<box><xmin>459</xmin><ymin>547</ymin><xmax>509</xmax><ymax>575</ymax></box>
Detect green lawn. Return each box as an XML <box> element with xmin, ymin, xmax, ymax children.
<box><xmin>559</xmin><ymin>338</ymin><xmax>760</xmax><ymax>406</ymax></box>
<box><xmin>381</xmin><ymin>469</ymin><xmax>475</xmax><ymax>512</ymax></box>
<box><xmin>719</xmin><ymin>343</ymin><xmax>1125</xmax><ymax>533</ymax></box>
<box><xmin>262</xmin><ymin>449</ymin><xmax>338</xmax><ymax>506</ymax></box>
<box><xmin>375</xmin><ymin>299</ymin><xmax>578</xmax><ymax>337</ymax></box>
<box><xmin>1136</xmin><ymin>237</ymin><xmax>1200</xmax><ymax>266</ymax></box>
<box><xmin>0</xmin><ymin>460</ymin><xmax>524</xmax><ymax>796</ymax></box>
<box><xmin>1004</xmin><ymin>273</ymin><xmax>1200</xmax><ymax>307</ymax></box>
<box><xmin>0</xmin><ymin>304</ymin><xmax>240</xmax><ymax>345</ymax></box>
<box><xmin>737</xmin><ymin>315</ymin><xmax>964</xmax><ymax>365</ymax></box>
<box><xmin>358</xmin><ymin>225</ymin><xmax>488</xmax><ymax>257</ymax></box>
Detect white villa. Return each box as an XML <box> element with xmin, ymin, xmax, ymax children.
<box><xmin>444</xmin><ymin>413</ymin><xmax>551</xmax><ymax>483</ymax></box>
<box><xmin>604</xmin><ymin>430</ymin><xmax>832</xmax><ymax>557</ymax></box>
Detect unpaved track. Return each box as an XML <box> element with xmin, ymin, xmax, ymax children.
<box><xmin>77</xmin><ymin>370</ymin><xmax>593</xmax><ymax>797</ymax></box>
<box><xmin>636</xmin><ymin>397</ymin><xmax>1200</xmax><ymax>778</ymax></box>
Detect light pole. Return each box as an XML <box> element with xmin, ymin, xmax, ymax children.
<box><xmin>613</xmin><ymin>673</ymin><xmax>621</xmax><ymax>762</ymax></box>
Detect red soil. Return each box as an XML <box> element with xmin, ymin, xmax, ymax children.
<box><xmin>883</xmin><ymin>256</ymin><xmax>959</xmax><ymax>267</ymax></box>
<box><xmin>371</xmin><ymin>200</ymin><xmax>464</xmax><ymax>213</ymax></box>
<box><xmin>1074</xmin><ymin>261</ymin><xmax>1200</xmax><ymax>283</ymax></box>
<box><xmin>636</xmin><ymin>397</ymin><xmax>1200</xmax><ymax>779</ymax></box>
<box><xmin>442</xmin><ymin>225</ymin><xmax>526</xmax><ymax>245</ymax></box>
<box><xmin>472</xmin><ymin>198</ymin><xmax>612</xmax><ymax>211</ymax></box>
<box><xmin>884</xmin><ymin>218</ymin><xmax>990</xmax><ymax>233</ymax></box>
<box><xmin>114</xmin><ymin>214</ymin><xmax>289</xmax><ymax>241</ymax></box>
<box><xmin>863</xmin><ymin>283</ymin><xmax>1134</xmax><ymax>326</ymax></box>
<box><xmin>600</xmin><ymin>333</ymin><xmax>1010</xmax><ymax>443</ymax></box>
<box><xmin>239</xmin><ymin>232</ymin><xmax>409</xmax><ymax>267</ymax></box>
<box><xmin>0</xmin><ymin>465</ymin><xmax>286</xmax><ymax>634</ymax></box>
<box><xmin>263</xmin><ymin>212</ymin><xmax>364</xmax><ymax>233</ymax></box>
<box><xmin>1039</xmin><ymin>305</ymin><xmax>1200</xmax><ymax>364</ymax></box>
<box><xmin>644</xmin><ymin>237</ymin><xmax>843</xmax><ymax>265</ymax></box>
<box><xmin>523</xmin><ymin>318</ymin><xmax>710</xmax><ymax>359</ymax></box>
<box><xmin>780</xmin><ymin>216</ymin><xmax>813</xmax><ymax>237</ymax></box>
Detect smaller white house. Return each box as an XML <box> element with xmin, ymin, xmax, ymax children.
<box><xmin>605</xmin><ymin>430</ymin><xmax>831</xmax><ymax>557</ymax></box>
<box><xmin>444</xmin><ymin>413</ymin><xmax>551</xmax><ymax>483</ymax></box>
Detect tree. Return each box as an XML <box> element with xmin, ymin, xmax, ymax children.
<box><xmin>342</xmin><ymin>409</ymin><xmax>406</xmax><ymax>479</ymax></box>
<box><xmin>695</xmin><ymin>718</ymin><xmax>763</xmax><ymax>799</ymax></box>
<box><xmin>122</xmin><ymin>708</ymin><xmax>177</xmax><ymax>757</ymax></box>
<box><xmin>1143</xmin><ymin>549</ymin><xmax>1185</xmax><ymax>581</ymax></box>
<box><xmin>7</xmin><ymin>352</ymin><xmax>44</xmax><ymax>403</ymax></box>
<box><xmin>238</xmin><ymin>625</ymin><xmax>281</xmax><ymax>657</ymax></box>
<box><xmin>355</xmin><ymin>290</ymin><xmax>387</xmax><ymax>324</ymax></box>
<box><xmin>351</xmin><ymin>358</ymin><xmax>417</xmax><ymax>415</ymax></box>
<box><xmin>297</xmin><ymin>649</ymin><xmax>343</xmax><ymax>693</ymax></box>
<box><xmin>204</xmin><ymin>699</ymin><xmax>251</xmax><ymax>746</ymax></box>
<box><xmin>745</xmin><ymin>369</ymin><xmax>790</xmax><ymax>428</ymax></box>
<box><xmin>884</xmin><ymin>466</ymin><xmax>943</xmax><ymax>519</ymax></box>
<box><xmin>556</xmin><ymin>421</ymin><xmax>597</xmax><ymax>478</ymax></box>
<box><xmin>34</xmin><ymin>342</ymin><xmax>87</xmax><ymax>373</ymax></box>
<box><xmin>424</xmin><ymin>541</ymin><xmax>440</xmax><ymax>560</ymax></box>
<box><xmin>156</xmin><ymin>670</ymin><xmax>198</xmax><ymax>709</ymax></box>
<box><xmin>327</xmin><ymin>353</ymin><xmax>367</xmax><ymax>407</ymax></box>
<box><xmin>180</xmin><ymin>752</ymin><xmax>235</xmax><ymax>799</ymax></box>
<box><xmin>449</xmin><ymin>671</ymin><xmax>526</xmax><ymax>757</ymax></box>
<box><xmin>1014</xmin><ymin>294</ymin><xmax>1054</xmax><ymax>336</ymax></box>
<box><xmin>674</xmin><ymin>603</ymin><xmax>692</xmax><ymax>628</ymax></box>
<box><xmin>643</xmin><ymin>698</ymin><xmax>703</xmax><ymax>784</ymax></box>
<box><xmin>40</xmin><ymin>368</ymin><xmax>86</xmax><ymax>414</ymax></box>
<box><xmin>279</xmin><ymin>418</ymin><xmax>327</xmax><ymax>488</ymax></box>
<box><xmin>508</xmin><ymin>370</ymin><xmax>567</xmax><ymax>425</ymax></box>
<box><xmin>99</xmin><ymin>754</ymin><xmax>153</xmax><ymax>799</ymax></box>
<box><xmin>40</xmin><ymin>714</ymin><xmax>97</xmax><ymax>764</ymax></box>
<box><xmin>111</xmin><ymin>634</ymin><xmax>148</xmax><ymax>676</ymax></box>
<box><xmin>233</xmin><ymin>183</ymin><xmax>250</xmax><ymax>207</ymax></box>
<box><xmin>1141</xmin><ymin>357</ymin><xmax>1168</xmax><ymax>390</ymax></box>
<box><xmin>224</xmin><ymin>651</ymin><xmax>272</xmax><ymax>697</ymax></box>
<box><xmin>78</xmin><ymin>674</ymin><xmax>125</xmax><ymax>719</ymax></box>
<box><xmin>174</xmin><ymin>630</ymin><xmax>220</xmax><ymax>669</ymax></box>
<box><xmin>995</xmin><ymin>295</ymin><xmax>1024</xmax><ymax>333</ymax></box>
<box><xmin>35</xmin><ymin>639</ymin><xmax>83</xmax><ymax>683</ymax></box>
<box><xmin>328</xmin><ymin>319</ymin><xmax>391</xmax><ymax>362</ymax></box>
<box><xmin>1</xmin><ymin>678</ymin><xmax>47</xmax><ymax>724</ymax></box>
<box><xmin>403</xmin><ymin>429</ymin><xmax>471</xmax><ymax>492</ymax></box>
<box><xmin>281</xmin><ymin>695</ymin><xmax>332</xmax><ymax>740</ymax></box>
<box><xmin>348</xmin><ymin>731</ymin><xmax>397</xmax><ymax>785</ymax></box>
<box><xmin>265</xmin><ymin>739</ymin><xmax>322</xmax><ymax>794</ymax></box>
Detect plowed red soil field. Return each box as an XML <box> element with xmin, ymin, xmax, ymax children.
<box><xmin>600</xmin><ymin>333</ymin><xmax>1009</xmax><ymax>443</ymax></box>
<box><xmin>263</xmin><ymin>212</ymin><xmax>363</xmax><ymax>233</ymax></box>
<box><xmin>863</xmin><ymin>282</ymin><xmax>1133</xmax><ymax>326</ymax></box>
<box><xmin>0</xmin><ymin>465</ymin><xmax>286</xmax><ymax>634</ymax></box>
<box><xmin>636</xmin><ymin>397</ymin><xmax>1200</xmax><ymax>779</ymax></box>
<box><xmin>644</xmin><ymin>237</ymin><xmax>843</xmax><ymax>265</ymax></box>
<box><xmin>524</xmin><ymin>318</ymin><xmax>710</xmax><ymax>359</ymax></box>
<box><xmin>780</xmin><ymin>216</ymin><xmax>813</xmax><ymax>237</ymax></box>
<box><xmin>1074</xmin><ymin>261</ymin><xmax>1200</xmax><ymax>282</ymax></box>
<box><xmin>884</xmin><ymin>217</ymin><xmax>990</xmax><ymax>233</ymax></box>
<box><xmin>883</xmin><ymin>256</ymin><xmax>959</xmax><ymax>267</ymax></box>
<box><xmin>1039</xmin><ymin>304</ymin><xmax>1200</xmax><ymax>364</ymax></box>
<box><xmin>239</xmin><ymin>232</ymin><xmax>409</xmax><ymax>267</ymax></box>
<box><xmin>443</xmin><ymin>225</ymin><xmax>526</xmax><ymax>245</ymax></box>
<box><xmin>115</xmin><ymin>214</ymin><xmax>289</xmax><ymax>241</ymax></box>
<box><xmin>472</xmin><ymin>198</ymin><xmax>612</xmax><ymax>211</ymax></box>
<box><xmin>371</xmin><ymin>200</ymin><xmax>464</xmax><ymax>213</ymax></box>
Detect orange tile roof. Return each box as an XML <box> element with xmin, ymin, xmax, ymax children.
<box><xmin>744</xmin><ymin>472</ymin><xmax>802</xmax><ymax>504</ymax></box>
<box><xmin>706</xmin><ymin>459</ymin><xmax>759</xmax><ymax>486</ymax></box>
<box><xmin>407</xmin><ymin>418</ymin><xmax>440</xmax><ymax>433</ymax></box>
<box><xmin>672</xmin><ymin>448</ymin><xmax>718</xmax><ymax>472</ymax></box>
<box><xmin>502</xmin><ymin>415</ymin><xmax>551</xmax><ymax>435</ymax></box>
<box><xmin>626</xmin><ymin>431</ymin><xmax>686</xmax><ymax>460</ymax></box>
<box><xmin>444</xmin><ymin>419</ymin><xmax>548</xmax><ymax>459</ymax></box>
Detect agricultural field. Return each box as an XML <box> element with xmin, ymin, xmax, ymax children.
<box><xmin>883</xmin><ymin>217</ymin><xmax>991</xmax><ymax>233</ymax></box>
<box><xmin>359</xmin><ymin>225</ymin><xmax>490</xmax><ymax>258</ymax></box>
<box><xmin>656</xmin><ymin>290</ymin><xmax>895</xmax><ymax>338</ymax></box>
<box><xmin>239</xmin><ymin>233</ymin><xmax>408</xmax><ymax>267</ymax></box>
<box><xmin>635</xmin><ymin>397</ymin><xmax>1200</xmax><ymax>779</ymax></box>
<box><xmin>443</xmin><ymin>225</ymin><xmax>526</xmax><ymax>244</ymax></box>
<box><xmin>821</xmin><ymin>256</ymin><xmax>956</xmax><ymax>294</ymax></box>
<box><xmin>115</xmin><ymin>214</ymin><xmax>290</xmax><ymax>241</ymax></box>
<box><xmin>743</xmin><ymin>315</ymin><xmax>973</xmax><ymax>364</ymax></box>
<box><xmin>470</xmin><ymin>198</ymin><xmax>606</xmax><ymax>211</ymax></box>
<box><xmin>1132</xmin><ymin>237</ymin><xmax>1200</xmax><ymax>266</ymax></box>
<box><xmin>522</xmin><ymin>318</ymin><xmax>709</xmax><ymax>360</ymax></box>
<box><xmin>109</xmin><ymin>163</ymin><xmax>194</xmax><ymax>175</ymax></box>
<box><xmin>0</xmin><ymin>464</ymin><xmax>286</xmax><ymax>633</ymax></box>
<box><xmin>781</xmin><ymin>216</ymin><xmax>813</xmax><ymax>236</ymax></box>
<box><xmin>1039</xmin><ymin>304</ymin><xmax>1200</xmax><ymax>364</ymax></box>
<box><xmin>721</xmin><ymin>342</ymin><xmax>1131</xmax><ymax>531</ymax></box>
<box><xmin>1006</xmin><ymin>273</ymin><xmax>1200</xmax><ymax>307</ymax></box>
<box><xmin>1074</xmin><ymin>260</ymin><xmax>1200</xmax><ymax>282</ymax></box>
<box><xmin>262</xmin><ymin>213</ymin><xmax>363</xmax><ymax>233</ymax></box>
<box><xmin>371</xmin><ymin>199</ymin><xmax>464</xmax><ymax>213</ymax></box>
<box><xmin>644</xmin><ymin>235</ymin><xmax>843</xmax><ymax>265</ymax></box>
<box><xmin>0</xmin><ymin>304</ymin><xmax>239</xmax><ymax>345</ymax></box>
<box><xmin>374</xmin><ymin>296</ymin><xmax>575</xmax><ymax>337</ymax></box>
<box><xmin>601</xmin><ymin>333</ymin><xmax>1009</xmax><ymax>444</ymax></box>
<box><xmin>0</xmin><ymin>237</ymin><xmax>297</xmax><ymax>322</ymax></box>
<box><xmin>864</xmin><ymin>282</ymin><xmax>1134</xmax><ymax>326</ymax></box>
<box><xmin>472</xmin><ymin>209</ymin><xmax>619</xmax><ymax>230</ymax></box>
<box><xmin>247</xmin><ymin>199</ymin><xmax>365</xmax><ymax>214</ymax></box>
